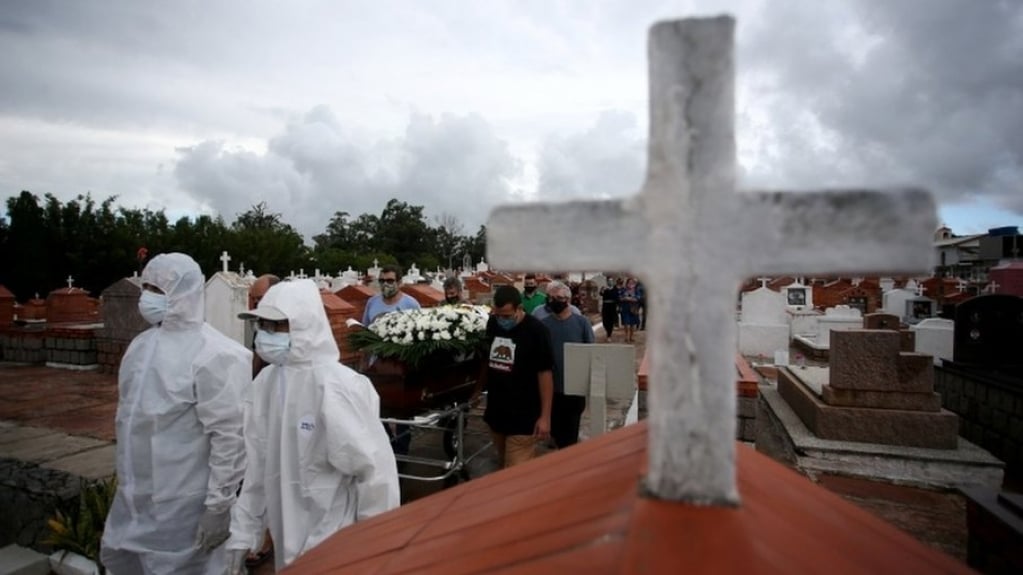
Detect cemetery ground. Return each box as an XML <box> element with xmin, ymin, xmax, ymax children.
<box><xmin>0</xmin><ymin>326</ymin><xmax>1014</xmax><ymax>570</ymax></box>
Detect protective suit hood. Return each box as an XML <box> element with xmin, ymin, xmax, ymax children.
<box><xmin>141</xmin><ymin>253</ymin><xmax>204</xmax><ymax>330</ymax></box>
<box><xmin>258</xmin><ymin>280</ymin><xmax>339</xmax><ymax>365</ymax></box>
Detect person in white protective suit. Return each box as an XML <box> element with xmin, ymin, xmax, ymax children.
<box><xmin>101</xmin><ymin>253</ymin><xmax>251</xmax><ymax>575</ymax></box>
<box><xmin>227</xmin><ymin>279</ymin><xmax>400</xmax><ymax>573</ymax></box>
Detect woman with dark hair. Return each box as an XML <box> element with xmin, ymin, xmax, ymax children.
<box><xmin>599</xmin><ymin>277</ymin><xmax>620</xmax><ymax>342</ymax></box>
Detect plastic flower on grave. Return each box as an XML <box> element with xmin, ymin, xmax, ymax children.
<box><xmin>349</xmin><ymin>304</ymin><xmax>491</xmax><ymax>368</ymax></box>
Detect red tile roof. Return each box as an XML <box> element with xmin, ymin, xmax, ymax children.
<box><xmin>284</xmin><ymin>421</ymin><xmax>968</xmax><ymax>574</ymax></box>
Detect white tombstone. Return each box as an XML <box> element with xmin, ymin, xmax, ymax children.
<box><xmin>402</xmin><ymin>263</ymin><xmax>423</xmax><ymax>285</ymax></box>
<box><xmin>431</xmin><ymin>275</ymin><xmax>446</xmax><ymax>292</ymax></box>
<box><xmin>476</xmin><ymin>257</ymin><xmax>489</xmax><ymax>274</ymax></box>
<box><xmin>879</xmin><ymin>277</ymin><xmax>896</xmax><ymax>292</ymax></box>
<box><xmin>911</xmin><ymin>318</ymin><xmax>954</xmax><ymax>365</ymax></box>
<box><xmin>904</xmin><ymin>295</ymin><xmax>936</xmax><ymax>324</ymax></box>
<box><xmin>787</xmin><ymin>307</ymin><xmax>823</xmax><ymax>339</ymax></box>
<box><xmin>564</xmin><ymin>344</ymin><xmax>637</xmax><ymax>439</ymax></box>
<box><xmin>816</xmin><ymin>305</ymin><xmax>863</xmax><ymax>347</ymax></box>
<box><xmin>883</xmin><ymin>287</ymin><xmax>916</xmax><ymax>320</ymax></box>
<box><xmin>485</xmin><ymin>17</ymin><xmax>934</xmax><ymax>503</ymax></box>
<box><xmin>367</xmin><ymin>259</ymin><xmax>381</xmax><ymax>280</ymax></box>
<box><xmin>204</xmin><ymin>271</ymin><xmax>253</xmax><ymax>346</ymax></box>
<box><xmin>783</xmin><ymin>280</ymin><xmax>813</xmax><ymax>310</ymax></box>
<box><xmin>738</xmin><ymin>287</ymin><xmax>789</xmax><ymax>357</ymax></box>
<box><xmin>904</xmin><ymin>278</ymin><xmax>919</xmax><ymax>294</ymax></box>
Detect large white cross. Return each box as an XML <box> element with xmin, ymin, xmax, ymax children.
<box><xmin>66</xmin><ymin>275</ymin><xmax>74</xmax><ymax>289</ymax></box>
<box><xmin>220</xmin><ymin>251</ymin><xmax>231</xmax><ymax>273</ymax></box>
<box><xmin>486</xmin><ymin>17</ymin><xmax>935</xmax><ymax>504</ymax></box>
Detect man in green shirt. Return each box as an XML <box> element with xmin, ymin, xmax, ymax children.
<box><xmin>521</xmin><ymin>273</ymin><xmax>547</xmax><ymax>314</ymax></box>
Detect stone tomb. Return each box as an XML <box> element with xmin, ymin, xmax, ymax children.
<box><xmin>96</xmin><ymin>276</ymin><xmax>148</xmax><ymax>374</ymax></box>
<box><xmin>911</xmin><ymin>317</ymin><xmax>954</xmax><ymax>365</ymax></box>
<box><xmin>738</xmin><ymin>286</ymin><xmax>789</xmax><ymax>357</ymax></box>
<box><xmin>336</xmin><ymin>284</ymin><xmax>375</xmax><ymax>324</ymax></box>
<box><xmin>400</xmin><ymin>284</ymin><xmax>444</xmax><ymax>308</ymax></box>
<box><xmin>760</xmin><ymin>328</ymin><xmax>1003</xmax><ymax>489</ymax></box>
<box><xmin>780</xmin><ymin>330</ymin><xmax>956</xmax><ymax>447</ymax></box>
<box><xmin>0</xmin><ymin>285</ymin><xmax>14</xmax><ymax>327</ymax></box>
<box><xmin>792</xmin><ymin>305</ymin><xmax>862</xmax><ymax>360</ymax></box>
<box><xmin>319</xmin><ymin>290</ymin><xmax>361</xmax><ymax>366</ymax></box>
<box><xmin>204</xmin><ymin>271</ymin><xmax>253</xmax><ymax>347</ymax></box>
<box><xmin>783</xmin><ymin>280</ymin><xmax>813</xmax><ymax>310</ymax></box>
<box><xmin>952</xmin><ymin>294</ymin><xmax>1023</xmax><ymax>376</ymax></box>
<box><xmin>863</xmin><ymin>311</ymin><xmax>914</xmax><ymax>351</ymax></box>
<box><xmin>45</xmin><ymin>287</ymin><xmax>100</xmax><ymax>324</ymax></box>
<box><xmin>882</xmin><ymin>287</ymin><xmax>915</xmax><ymax>321</ymax></box>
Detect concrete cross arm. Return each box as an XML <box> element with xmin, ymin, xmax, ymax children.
<box><xmin>488</xmin><ymin>199</ymin><xmax>646</xmax><ymax>273</ymax></box>
<box><xmin>737</xmin><ymin>189</ymin><xmax>936</xmax><ymax>277</ymax></box>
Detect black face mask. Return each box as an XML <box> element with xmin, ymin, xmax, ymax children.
<box><xmin>445</xmin><ymin>296</ymin><xmax>460</xmax><ymax>304</ymax></box>
<box><xmin>524</xmin><ymin>286</ymin><xmax>536</xmax><ymax>294</ymax></box>
<box><xmin>548</xmin><ymin>300</ymin><xmax>568</xmax><ymax>314</ymax></box>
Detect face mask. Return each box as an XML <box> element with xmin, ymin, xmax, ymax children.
<box><xmin>523</xmin><ymin>285</ymin><xmax>536</xmax><ymax>294</ymax></box>
<box><xmin>548</xmin><ymin>300</ymin><xmax>568</xmax><ymax>314</ymax></box>
<box><xmin>255</xmin><ymin>330</ymin><xmax>291</xmax><ymax>365</ymax></box>
<box><xmin>445</xmin><ymin>296</ymin><xmax>460</xmax><ymax>304</ymax></box>
<box><xmin>138</xmin><ymin>291</ymin><xmax>168</xmax><ymax>325</ymax></box>
<box><xmin>381</xmin><ymin>283</ymin><xmax>399</xmax><ymax>298</ymax></box>
<box><xmin>496</xmin><ymin>316</ymin><xmax>518</xmax><ymax>331</ymax></box>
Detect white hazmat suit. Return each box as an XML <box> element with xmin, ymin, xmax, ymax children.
<box><xmin>101</xmin><ymin>253</ymin><xmax>250</xmax><ymax>574</ymax></box>
<box><xmin>228</xmin><ymin>279</ymin><xmax>400</xmax><ymax>571</ymax></box>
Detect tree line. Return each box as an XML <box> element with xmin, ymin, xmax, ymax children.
<box><xmin>0</xmin><ymin>191</ymin><xmax>486</xmax><ymax>301</ymax></box>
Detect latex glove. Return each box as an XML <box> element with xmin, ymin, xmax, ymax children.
<box><xmin>194</xmin><ymin>506</ymin><xmax>232</xmax><ymax>552</ymax></box>
<box><xmin>228</xmin><ymin>548</ymin><xmax>249</xmax><ymax>575</ymax></box>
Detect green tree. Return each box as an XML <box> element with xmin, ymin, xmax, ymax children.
<box><xmin>227</xmin><ymin>203</ymin><xmax>309</xmax><ymax>276</ymax></box>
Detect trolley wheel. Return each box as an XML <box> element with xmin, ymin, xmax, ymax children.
<box><xmin>441</xmin><ymin>416</ymin><xmax>459</xmax><ymax>459</ymax></box>
<box><xmin>443</xmin><ymin>468</ymin><xmax>471</xmax><ymax>489</ymax></box>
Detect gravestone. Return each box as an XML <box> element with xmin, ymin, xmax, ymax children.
<box><xmin>96</xmin><ymin>276</ymin><xmax>147</xmax><ymax>373</ymax></box>
<box><xmin>793</xmin><ymin>305</ymin><xmax>863</xmax><ymax>358</ymax></box>
<box><xmin>882</xmin><ymin>287</ymin><xmax>915</xmax><ymax>320</ymax></box>
<box><xmin>863</xmin><ymin>312</ymin><xmax>900</xmax><ymax>330</ymax></box>
<box><xmin>564</xmin><ymin>344</ymin><xmax>637</xmax><ymax>439</ymax></box>
<box><xmin>784</xmin><ymin>280</ymin><xmax>812</xmax><ymax>309</ymax></box>
<box><xmin>45</xmin><ymin>287</ymin><xmax>100</xmax><ymax>324</ymax></box>
<box><xmin>911</xmin><ymin>317</ymin><xmax>954</xmax><ymax>365</ymax></box>
<box><xmin>778</xmin><ymin>329</ymin><xmax>958</xmax><ymax>448</ymax></box>
<box><xmin>402</xmin><ymin>263</ymin><xmax>424</xmax><ymax>285</ymax></box>
<box><xmin>904</xmin><ymin>295</ymin><xmax>936</xmax><ymax>325</ymax></box>
<box><xmin>204</xmin><ymin>271</ymin><xmax>252</xmax><ymax>346</ymax></box>
<box><xmin>879</xmin><ymin>277</ymin><xmax>895</xmax><ymax>292</ymax></box>
<box><xmin>367</xmin><ymin>258</ymin><xmax>381</xmax><ymax>280</ymax></box>
<box><xmin>486</xmin><ymin>18</ymin><xmax>935</xmax><ymax>502</ymax></box>
<box><xmin>738</xmin><ymin>287</ymin><xmax>789</xmax><ymax>357</ymax></box>
<box><xmin>952</xmin><ymin>294</ymin><xmax>1023</xmax><ymax>376</ymax></box>
<box><xmin>0</xmin><ymin>285</ymin><xmax>14</xmax><ymax>327</ymax></box>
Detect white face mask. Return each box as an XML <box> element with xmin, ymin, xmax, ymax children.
<box><xmin>138</xmin><ymin>291</ymin><xmax>168</xmax><ymax>325</ymax></box>
<box><xmin>255</xmin><ymin>330</ymin><xmax>291</xmax><ymax>365</ymax></box>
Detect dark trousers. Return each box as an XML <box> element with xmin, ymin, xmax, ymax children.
<box><xmin>551</xmin><ymin>393</ymin><xmax>587</xmax><ymax>449</ymax></box>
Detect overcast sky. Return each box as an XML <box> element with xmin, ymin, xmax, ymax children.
<box><xmin>1</xmin><ymin>0</ymin><xmax>1020</xmax><ymax>244</ymax></box>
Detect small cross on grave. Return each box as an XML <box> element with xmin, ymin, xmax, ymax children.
<box><xmin>66</xmin><ymin>275</ymin><xmax>74</xmax><ymax>289</ymax></box>
<box><xmin>220</xmin><ymin>251</ymin><xmax>231</xmax><ymax>273</ymax></box>
<box><xmin>985</xmin><ymin>281</ymin><xmax>1000</xmax><ymax>294</ymax></box>
<box><xmin>914</xmin><ymin>283</ymin><xmax>927</xmax><ymax>297</ymax></box>
<box><xmin>757</xmin><ymin>277</ymin><xmax>771</xmax><ymax>289</ymax></box>
<box><xmin>486</xmin><ymin>17</ymin><xmax>935</xmax><ymax>504</ymax></box>
<box><xmin>239</xmin><ymin>262</ymin><xmax>246</xmax><ymax>276</ymax></box>
<box><xmin>956</xmin><ymin>279</ymin><xmax>968</xmax><ymax>293</ymax></box>
<box><xmin>298</xmin><ymin>268</ymin><xmax>307</xmax><ymax>279</ymax></box>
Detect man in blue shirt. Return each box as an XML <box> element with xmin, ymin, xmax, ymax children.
<box><xmin>539</xmin><ymin>281</ymin><xmax>595</xmax><ymax>448</ymax></box>
<box><xmin>362</xmin><ymin>264</ymin><xmax>420</xmax><ymax>324</ymax></box>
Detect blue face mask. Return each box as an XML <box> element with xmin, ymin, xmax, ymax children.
<box><xmin>496</xmin><ymin>316</ymin><xmax>518</xmax><ymax>331</ymax></box>
<box><xmin>255</xmin><ymin>330</ymin><xmax>291</xmax><ymax>365</ymax></box>
<box><xmin>138</xmin><ymin>291</ymin><xmax>168</xmax><ymax>325</ymax></box>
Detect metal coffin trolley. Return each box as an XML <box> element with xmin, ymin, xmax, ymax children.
<box><xmin>360</xmin><ymin>353</ymin><xmax>491</xmax><ymax>485</ymax></box>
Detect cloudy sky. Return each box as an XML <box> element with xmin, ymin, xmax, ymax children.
<box><xmin>1</xmin><ymin>0</ymin><xmax>1020</xmax><ymax>243</ymax></box>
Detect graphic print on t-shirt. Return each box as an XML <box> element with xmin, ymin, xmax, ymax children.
<box><xmin>489</xmin><ymin>336</ymin><xmax>516</xmax><ymax>372</ymax></box>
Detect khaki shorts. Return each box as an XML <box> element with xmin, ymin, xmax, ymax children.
<box><xmin>489</xmin><ymin>430</ymin><xmax>538</xmax><ymax>468</ymax></box>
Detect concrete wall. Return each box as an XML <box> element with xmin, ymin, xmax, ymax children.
<box><xmin>934</xmin><ymin>363</ymin><xmax>1023</xmax><ymax>478</ymax></box>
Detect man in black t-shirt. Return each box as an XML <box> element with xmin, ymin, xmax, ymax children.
<box><xmin>474</xmin><ymin>285</ymin><xmax>554</xmax><ymax>468</ymax></box>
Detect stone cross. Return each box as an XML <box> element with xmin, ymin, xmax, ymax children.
<box><xmin>239</xmin><ymin>262</ymin><xmax>246</xmax><ymax>276</ymax></box>
<box><xmin>956</xmin><ymin>279</ymin><xmax>968</xmax><ymax>292</ymax></box>
<box><xmin>372</xmin><ymin>258</ymin><xmax>379</xmax><ymax>268</ymax></box>
<box><xmin>985</xmin><ymin>281</ymin><xmax>1000</xmax><ymax>294</ymax></box>
<box><xmin>914</xmin><ymin>283</ymin><xmax>927</xmax><ymax>297</ymax></box>
<box><xmin>486</xmin><ymin>17</ymin><xmax>935</xmax><ymax>505</ymax></box>
<box><xmin>66</xmin><ymin>275</ymin><xmax>74</xmax><ymax>289</ymax></box>
<box><xmin>220</xmin><ymin>251</ymin><xmax>231</xmax><ymax>273</ymax></box>
<box><xmin>298</xmin><ymin>268</ymin><xmax>307</xmax><ymax>279</ymax></box>
<box><xmin>757</xmin><ymin>277</ymin><xmax>770</xmax><ymax>288</ymax></box>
